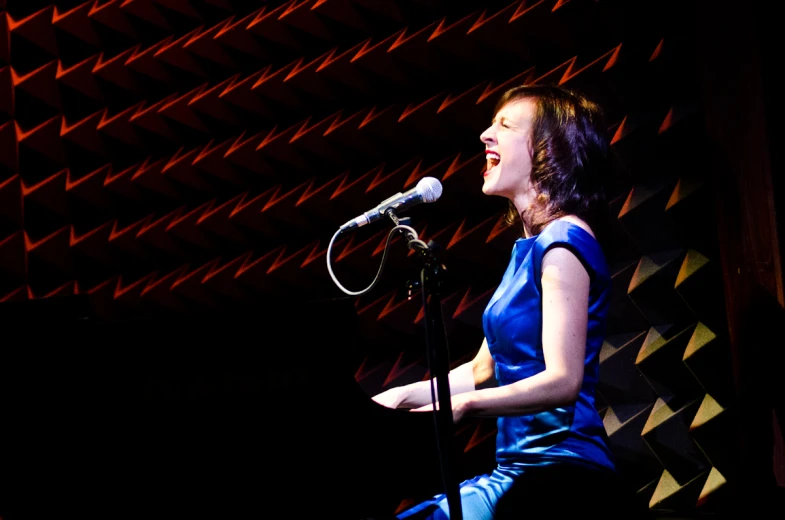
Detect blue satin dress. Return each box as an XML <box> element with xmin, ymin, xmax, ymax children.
<box><xmin>396</xmin><ymin>219</ymin><xmax>616</xmax><ymax>520</ymax></box>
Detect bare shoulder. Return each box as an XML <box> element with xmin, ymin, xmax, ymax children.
<box><xmin>542</xmin><ymin>246</ymin><xmax>586</xmax><ymax>273</ymax></box>
<box><xmin>541</xmin><ymin>247</ymin><xmax>590</xmax><ymax>294</ymax></box>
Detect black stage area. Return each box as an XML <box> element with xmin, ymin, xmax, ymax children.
<box><xmin>0</xmin><ymin>295</ymin><xmax>444</xmax><ymax>520</ymax></box>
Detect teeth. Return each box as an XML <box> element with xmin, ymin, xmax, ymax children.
<box><xmin>486</xmin><ymin>151</ymin><xmax>500</xmax><ymax>170</ymax></box>
<box><xmin>485</xmin><ymin>151</ymin><xmax>500</xmax><ymax>172</ymax></box>
<box><xmin>486</xmin><ymin>152</ymin><xmax>500</xmax><ymax>171</ymax></box>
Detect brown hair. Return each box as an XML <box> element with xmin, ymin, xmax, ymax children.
<box><xmin>493</xmin><ymin>84</ymin><xmax>614</xmax><ymax>237</ymax></box>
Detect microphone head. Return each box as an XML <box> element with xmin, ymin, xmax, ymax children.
<box><xmin>416</xmin><ymin>176</ymin><xmax>443</xmax><ymax>203</ymax></box>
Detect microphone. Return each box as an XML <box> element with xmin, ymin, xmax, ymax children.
<box><xmin>338</xmin><ymin>176</ymin><xmax>443</xmax><ymax>233</ymax></box>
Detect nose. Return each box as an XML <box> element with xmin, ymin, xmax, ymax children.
<box><xmin>480</xmin><ymin>124</ymin><xmax>496</xmax><ymax>146</ymax></box>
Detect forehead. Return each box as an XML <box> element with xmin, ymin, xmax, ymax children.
<box><xmin>494</xmin><ymin>97</ymin><xmax>536</xmax><ymax>121</ymax></box>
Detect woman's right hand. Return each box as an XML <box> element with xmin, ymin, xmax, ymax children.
<box><xmin>371</xmin><ymin>386</ymin><xmax>408</xmax><ymax>409</ymax></box>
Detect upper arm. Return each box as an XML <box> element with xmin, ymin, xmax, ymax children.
<box><xmin>539</xmin><ymin>245</ymin><xmax>590</xmax><ymax>398</ymax></box>
<box><xmin>471</xmin><ymin>337</ymin><xmax>496</xmax><ymax>386</ymax></box>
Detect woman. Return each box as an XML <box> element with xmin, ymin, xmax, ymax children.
<box><xmin>372</xmin><ymin>84</ymin><xmax>646</xmax><ymax>519</ymax></box>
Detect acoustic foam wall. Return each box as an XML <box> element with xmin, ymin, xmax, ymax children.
<box><xmin>0</xmin><ymin>0</ymin><xmax>740</xmax><ymax>517</ymax></box>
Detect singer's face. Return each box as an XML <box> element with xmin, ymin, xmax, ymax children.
<box><xmin>479</xmin><ymin>97</ymin><xmax>536</xmax><ymax>204</ymax></box>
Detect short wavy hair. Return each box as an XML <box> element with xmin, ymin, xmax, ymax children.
<box><xmin>493</xmin><ymin>84</ymin><xmax>614</xmax><ymax>237</ymax></box>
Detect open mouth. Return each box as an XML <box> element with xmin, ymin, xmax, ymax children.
<box><xmin>485</xmin><ymin>151</ymin><xmax>500</xmax><ymax>173</ymax></box>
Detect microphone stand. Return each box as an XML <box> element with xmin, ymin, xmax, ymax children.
<box><xmin>387</xmin><ymin>209</ymin><xmax>463</xmax><ymax>520</ymax></box>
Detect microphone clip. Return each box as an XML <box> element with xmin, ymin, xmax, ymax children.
<box><xmin>384</xmin><ymin>207</ymin><xmax>407</xmax><ymax>227</ymax></box>
<box><xmin>387</xmin><ymin>211</ymin><xmax>425</xmax><ymax>252</ymax></box>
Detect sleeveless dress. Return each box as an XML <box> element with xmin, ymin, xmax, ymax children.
<box><xmin>396</xmin><ymin>219</ymin><xmax>616</xmax><ymax>520</ymax></box>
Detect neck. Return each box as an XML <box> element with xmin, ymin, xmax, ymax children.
<box><xmin>511</xmin><ymin>191</ymin><xmax>536</xmax><ymax>238</ymax></box>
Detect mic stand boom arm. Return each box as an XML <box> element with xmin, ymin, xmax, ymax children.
<box><xmin>386</xmin><ymin>208</ymin><xmax>463</xmax><ymax>520</ymax></box>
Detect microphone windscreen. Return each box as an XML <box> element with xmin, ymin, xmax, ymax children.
<box><xmin>417</xmin><ymin>176</ymin><xmax>443</xmax><ymax>203</ymax></box>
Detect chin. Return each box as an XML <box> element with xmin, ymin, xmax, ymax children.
<box><xmin>482</xmin><ymin>180</ymin><xmax>500</xmax><ymax>197</ymax></box>
<box><xmin>481</xmin><ymin>175</ymin><xmax>493</xmax><ymax>192</ymax></box>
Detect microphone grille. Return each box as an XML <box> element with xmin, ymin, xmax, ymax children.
<box><xmin>417</xmin><ymin>176</ymin><xmax>443</xmax><ymax>203</ymax></box>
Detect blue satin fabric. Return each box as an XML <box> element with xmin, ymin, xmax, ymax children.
<box><xmin>484</xmin><ymin>219</ymin><xmax>615</xmax><ymax>469</ymax></box>
<box><xmin>397</xmin><ymin>466</ymin><xmax>525</xmax><ymax>520</ymax></box>
<box><xmin>395</xmin><ymin>219</ymin><xmax>615</xmax><ymax>520</ymax></box>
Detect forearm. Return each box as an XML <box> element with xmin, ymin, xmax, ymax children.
<box><xmin>399</xmin><ymin>362</ymin><xmax>476</xmax><ymax>408</ymax></box>
<box><xmin>459</xmin><ymin>369</ymin><xmax>580</xmax><ymax>417</ymax></box>
<box><xmin>375</xmin><ymin>362</ymin><xmax>476</xmax><ymax>409</ymax></box>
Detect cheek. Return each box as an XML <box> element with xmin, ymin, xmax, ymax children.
<box><xmin>515</xmin><ymin>151</ymin><xmax>533</xmax><ymax>179</ymax></box>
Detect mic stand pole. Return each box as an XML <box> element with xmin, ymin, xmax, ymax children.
<box><xmin>387</xmin><ymin>209</ymin><xmax>463</xmax><ymax>520</ymax></box>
